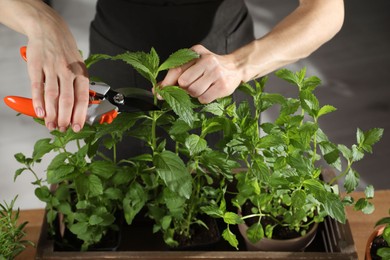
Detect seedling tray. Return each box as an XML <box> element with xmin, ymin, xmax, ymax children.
<box><xmin>35</xmin><ymin>216</ymin><xmax>358</xmax><ymax>259</ymax></box>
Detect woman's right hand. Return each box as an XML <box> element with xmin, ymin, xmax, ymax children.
<box><xmin>0</xmin><ymin>0</ymin><xmax>90</xmax><ymax>132</ymax></box>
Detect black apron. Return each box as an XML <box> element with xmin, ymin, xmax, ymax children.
<box><xmin>88</xmin><ymin>0</ymin><xmax>254</xmax><ymax>158</ymax></box>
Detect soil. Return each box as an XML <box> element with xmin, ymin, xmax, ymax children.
<box><xmin>174</xmin><ymin>216</ymin><xmax>221</xmax><ymax>250</ymax></box>
<box><xmin>370</xmin><ymin>235</ymin><xmax>389</xmax><ymax>260</ymax></box>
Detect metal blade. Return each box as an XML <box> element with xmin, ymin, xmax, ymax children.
<box><xmin>105</xmin><ymin>88</ymin><xmax>159</xmax><ymax>112</ymax></box>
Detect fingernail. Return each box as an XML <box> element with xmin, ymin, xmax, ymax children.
<box><xmin>59</xmin><ymin>127</ymin><xmax>67</xmax><ymax>133</ymax></box>
<box><xmin>72</xmin><ymin>124</ymin><xmax>81</xmax><ymax>133</ymax></box>
<box><xmin>35</xmin><ymin>107</ymin><xmax>45</xmax><ymax>118</ymax></box>
<box><xmin>157</xmin><ymin>93</ymin><xmax>163</xmax><ymax>100</ymax></box>
<box><xmin>47</xmin><ymin>122</ymin><xmax>56</xmax><ymax>131</ymax></box>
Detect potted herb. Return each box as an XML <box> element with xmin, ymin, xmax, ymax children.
<box><xmin>366</xmin><ymin>209</ymin><xmax>390</xmax><ymax>260</ymax></box>
<box><xmin>0</xmin><ymin>196</ymin><xmax>33</xmax><ymax>259</ymax></box>
<box><xmin>202</xmin><ymin>68</ymin><xmax>384</xmax><ymax>251</ymax></box>
<box><xmin>106</xmin><ymin>49</ymin><xmax>240</xmax><ymax>248</ymax></box>
<box><xmin>13</xmin><ymin>47</ymin><xmax>238</xmax><ymax>251</ymax></box>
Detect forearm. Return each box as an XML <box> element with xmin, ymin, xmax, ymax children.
<box><xmin>0</xmin><ymin>0</ymin><xmax>72</xmax><ymax>43</ymax></box>
<box><xmin>231</xmin><ymin>0</ymin><xmax>345</xmax><ymax>82</ymax></box>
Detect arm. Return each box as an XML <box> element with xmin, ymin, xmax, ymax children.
<box><xmin>161</xmin><ymin>0</ymin><xmax>344</xmax><ymax>103</ymax></box>
<box><xmin>0</xmin><ymin>0</ymin><xmax>89</xmax><ymax>132</ymax></box>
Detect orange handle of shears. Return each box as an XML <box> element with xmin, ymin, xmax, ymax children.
<box><xmin>4</xmin><ymin>96</ymin><xmax>36</xmax><ymax>117</ymax></box>
<box><xmin>99</xmin><ymin>110</ymin><xmax>118</xmax><ymax>124</ymax></box>
<box><xmin>20</xmin><ymin>46</ymin><xmax>27</xmax><ymax>61</ymax></box>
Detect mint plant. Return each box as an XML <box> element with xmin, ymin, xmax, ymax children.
<box><xmin>373</xmin><ymin>209</ymin><xmax>390</xmax><ymax>259</ymax></box>
<box><xmin>14</xmin><ymin>47</ymin><xmax>238</xmax><ymax>250</ymax></box>
<box><xmin>108</xmin><ymin>49</ymin><xmax>239</xmax><ymax>247</ymax></box>
<box><xmin>0</xmin><ymin>196</ymin><xmax>33</xmax><ymax>259</ymax></box>
<box><xmin>202</xmin><ymin>68</ymin><xmax>384</xmax><ymax>249</ymax></box>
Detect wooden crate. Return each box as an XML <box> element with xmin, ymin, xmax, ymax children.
<box><xmin>35</xmin><ymin>215</ymin><xmax>358</xmax><ymax>260</ymax></box>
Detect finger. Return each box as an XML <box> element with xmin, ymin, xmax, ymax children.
<box><xmin>57</xmin><ymin>75</ymin><xmax>74</xmax><ymax>132</ymax></box>
<box><xmin>27</xmin><ymin>60</ymin><xmax>46</xmax><ymax>118</ymax></box>
<box><xmin>197</xmin><ymin>83</ymin><xmax>222</xmax><ymax>104</ymax></box>
<box><xmin>198</xmin><ymin>80</ymin><xmax>234</xmax><ymax>104</ymax></box>
<box><xmin>160</xmin><ymin>61</ymin><xmax>194</xmax><ymax>88</ymax></box>
<box><xmin>30</xmin><ymin>79</ymin><xmax>46</xmax><ymax>118</ymax></box>
<box><xmin>43</xmin><ymin>73</ymin><xmax>59</xmax><ymax>131</ymax></box>
<box><xmin>186</xmin><ymin>70</ymin><xmax>219</xmax><ymax>98</ymax></box>
<box><xmin>177</xmin><ymin>61</ymin><xmax>205</xmax><ymax>89</ymax></box>
<box><xmin>71</xmin><ymin>75</ymin><xmax>89</xmax><ymax>132</ymax></box>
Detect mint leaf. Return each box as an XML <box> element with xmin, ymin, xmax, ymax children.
<box><xmin>317</xmin><ymin>105</ymin><xmax>336</xmax><ymax>118</ymax></box>
<box><xmin>158</xmin><ymin>86</ymin><xmax>194</xmax><ymax>126</ymax></box>
<box><xmin>89</xmin><ymin>160</ymin><xmax>116</xmax><ymax>179</ymax></box>
<box><xmin>113</xmin><ymin>51</ymin><xmax>157</xmax><ymax>85</ymax></box>
<box><xmin>33</xmin><ymin>138</ymin><xmax>55</xmax><ymax>161</ymax></box>
<box><xmin>344</xmin><ymin>169</ymin><xmax>359</xmax><ymax>193</ymax></box>
<box><xmin>222</xmin><ymin>228</ymin><xmax>239</xmax><ymax>250</ymax></box>
<box><xmin>88</xmin><ymin>174</ymin><xmax>104</xmax><ymax>197</ymax></box>
<box><xmin>158</xmin><ymin>49</ymin><xmax>199</xmax><ymax>71</ymax></box>
<box><xmin>364</xmin><ymin>185</ymin><xmax>374</xmax><ymax>199</ymax></box>
<box><xmin>154</xmin><ymin>151</ymin><xmax>192</xmax><ymax>199</ymax></box>
<box><xmin>223</xmin><ymin>212</ymin><xmax>243</xmax><ymax>225</ymax></box>
<box><xmin>247</xmin><ymin>222</ymin><xmax>264</xmax><ymax>243</ymax></box>
<box><xmin>358</xmin><ymin>128</ymin><xmax>384</xmax><ymax>153</ymax></box>
<box><xmin>185</xmin><ymin>134</ymin><xmax>207</xmax><ymax>156</ymax></box>
<box><xmin>84</xmin><ymin>53</ymin><xmax>111</xmax><ymax>68</ymax></box>
<box><xmin>123</xmin><ymin>182</ymin><xmax>147</xmax><ymax>224</ymax></box>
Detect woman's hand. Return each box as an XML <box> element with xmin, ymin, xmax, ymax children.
<box><xmin>0</xmin><ymin>0</ymin><xmax>90</xmax><ymax>132</ymax></box>
<box><xmin>160</xmin><ymin>45</ymin><xmax>243</xmax><ymax>104</ymax></box>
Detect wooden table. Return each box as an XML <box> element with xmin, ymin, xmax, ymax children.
<box><xmin>15</xmin><ymin>190</ymin><xmax>390</xmax><ymax>260</ymax></box>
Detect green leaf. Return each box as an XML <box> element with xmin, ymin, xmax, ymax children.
<box><xmin>358</xmin><ymin>128</ymin><xmax>384</xmax><ymax>153</ymax></box>
<box><xmin>317</xmin><ymin>105</ymin><xmax>336</xmax><ymax>118</ymax></box>
<box><xmin>291</xmin><ymin>190</ymin><xmax>306</xmax><ymax>209</ymax></box>
<box><xmin>338</xmin><ymin>144</ymin><xmax>352</xmax><ymax>160</ymax></box>
<box><xmin>104</xmin><ymin>188</ymin><xmax>123</xmax><ymax>200</ymax></box>
<box><xmin>201</xmin><ymin>205</ymin><xmax>224</xmax><ymax>218</ymax></box>
<box><xmin>154</xmin><ymin>151</ymin><xmax>192</xmax><ymax>199</ymax></box>
<box><xmin>344</xmin><ymin>169</ymin><xmax>359</xmax><ymax>193</ymax></box>
<box><xmin>163</xmin><ymin>188</ymin><xmax>186</xmax><ymax>218</ymax></box>
<box><xmin>247</xmin><ymin>222</ymin><xmax>264</xmax><ymax>243</ymax></box>
<box><xmin>323</xmin><ymin>192</ymin><xmax>346</xmax><ymax>223</ymax></box>
<box><xmin>89</xmin><ymin>161</ymin><xmax>116</xmax><ymax>179</ymax></box>
<box><xmin>375</xmin><ymin>217</ymin><xmax>390</xmax><ymax>226</ymax></box>
<box><xmin>157</xmin><ymin>86</ymin><xmax>194</xmax><ymax>126</ymax></box>
<box><xmin>14</xmin><ymin>168</ymin><xmax>28</xmax><ymax>181</ymax></box>
<box><xmin>362</xmin><ymin>201</ymin><xmax>375</xmax><ymax>214</ymax></box>
<box><xmin>113</xmin><ymin>51</ymin><xmax>156</xmax><ymax>85</ymax></box>
<box><xmin>223</xmin><ymin>212</ymin><xmax>243</xmax><ymax>225</ymax></box>
<box><xmin>32</xmin><ymin>138</ymin><xmax>55</xmax><ymax>160</ymax></box>
<box><xmin>34</xmin><ymin>186</ymin><xmax>51</xmax><ymax>203</ymax></box>
<box><xmin>14</xmin><ymin>153</ymin><xmax>26</xmax><ymax>164</ymax></box>
<box><xmin>201</xmin><ymin>102</ymin><xmax>224</xmax><ymax>116</ymax></box>
<box><xmin>364</xmin><ymin>185</ymin><xmax>374</xmax><ymax>199</ymax></box>
<box><xmin>377</xmin><ymin>247</ymin><xmax>390</xmax><ymax>259</ymax></box>
<box><xmin>275</xmin><ymin>68</ymin><xmax>299</xmax><ymax>85</ymax></box>
<box><xmin>222</xmin><ymin>228</ymin><xmax>239</xmax><ymax>250</ymax></box>
<box><xmin>300</xmin><ymin>90</ymin><xmax>319</xmax><ymax>116</ymax></box>
<box><xmin>158</xmin><ymin>49</ymin><xmax>199</xmax><ymax>71</ymax></box>
<box><xmin>69</xmin><ymin>222</ymin><xmax>88</xmax><ymax>236</ymax></box>
<box><xmin>58</xmin><ymin>202</ymin><xmax>72</xmax><ymax>215</ymax></box>
<box><xmin>89</xmin><ymin>215</ymin><xmax>103</xmax><ymax>226</ymax></box>
<box><xmin>185</xmin><ymin>134</ymin><xmax>207</xmax><ymax>156</ymax></box>
<box><xmin>47</xmin><ymin>165</ymin><xmax>75</xmax><ymax>184</ymax></box>
<box><xmin>88</xmin><ymin>175</ymin><xmax>104</xmax><ymax>197</ymax></box>
<box><xmin>84</xmin><ymin>53</ymin><xmax>111</xmax><ymax>68</ymax></box>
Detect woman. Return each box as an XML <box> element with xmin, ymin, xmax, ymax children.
<box><xmin>0</xmin><ymin>0</ymin><xmax>344</xmax><ymax>134</ymax></box>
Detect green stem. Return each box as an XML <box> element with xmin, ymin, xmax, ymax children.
<box><xmin>151</xmin><ymin>88</ymin><xmax>158</xmax><ymax>153</ymax></box>
<box><xmin>329</xmin><ymin>160</ymin><xmax>352</xmax><ymax>185</ymax></box>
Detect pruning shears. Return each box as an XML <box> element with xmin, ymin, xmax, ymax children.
<box><xmin>3</xmin><ymin>46</ymin><xmax>158</xmax><ymax>125</ymax></box>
